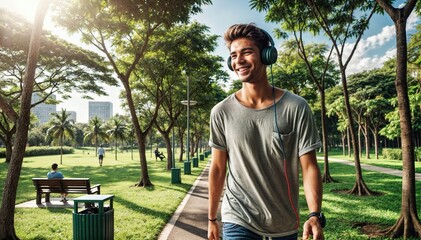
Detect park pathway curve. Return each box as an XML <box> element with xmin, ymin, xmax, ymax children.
<box><xmin>326</xmin><ymin>157</ymin><xmax>421</xmax><ymax>181</ymax></box>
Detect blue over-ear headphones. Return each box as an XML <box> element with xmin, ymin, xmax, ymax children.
<box><xmin>227</xmin><ymin>28</ymin><xmax>278</xmax><ymax>71</ymax></box>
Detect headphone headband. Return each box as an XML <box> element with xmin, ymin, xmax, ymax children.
<box><xmin>259</xmin><ymin>28</ymin><xmax>275</xmax><ymax>48</ymax></box>
<box><xmin>227</xmin><ymin>27</ymin><xmax>278</xmax><ymax>71</ymax></box>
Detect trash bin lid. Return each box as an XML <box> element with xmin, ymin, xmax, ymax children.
<box><xmin>74</xmin><ymin>194</ymin><xmax>114</xmax><ymax>203</ymax></box>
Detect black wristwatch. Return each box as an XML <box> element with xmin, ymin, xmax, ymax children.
<box><xmin>307</xmin><ymin>212</ymin><xmax>326</xmax><ymax>228</ymax></box>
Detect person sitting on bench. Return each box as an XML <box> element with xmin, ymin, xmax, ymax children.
<box><xmin>47</xmin><ymin>163</ymin><xmax>68</xmax><ymax>202</ymax></box>
<box><xmin>154</xmin><ymin>149</ymin><xmax>165</xmax><ymax>161</ymax></box>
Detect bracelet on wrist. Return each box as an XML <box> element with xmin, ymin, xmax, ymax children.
<box><xmin>208</xmin><ymin>217</ymin><xmax>217</xmax><ymax>222</ymax></box>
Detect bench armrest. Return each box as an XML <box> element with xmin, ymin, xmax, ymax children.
<box><xmin>90</xmin><ymin>184</ymin><xmax>101</xmax><ymax>194</ymax></box>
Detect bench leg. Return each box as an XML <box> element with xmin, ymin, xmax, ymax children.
<box><xmin>45</xmin><ymin>193</ymin><xmax>50</xmax><ymax>203</ymax></box>
<box><xmin>36</xmin><ymin>193</ymin><xmax>41</xmax><ymax>204</ymax></box>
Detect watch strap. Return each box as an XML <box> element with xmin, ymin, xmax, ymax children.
<box><xmin>307</xmin><ymin>212</ymin><xmax>326</xmax><ymax>228</ymax></box>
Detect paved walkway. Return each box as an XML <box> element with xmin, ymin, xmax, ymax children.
<box><xmin>158</xmin><ymin>162</ymin><xmax>221</xmax><ymax>240</ymax></box>
<box><xmin>326</xmin><ymin>157</ymin><xmax>421</xmax><ymax>181</ymax></box>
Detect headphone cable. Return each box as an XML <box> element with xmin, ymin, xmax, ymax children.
<box><xmin>270</xmin><ymin>65</ymin><xmax>300</xmax><ymax>229</ymax></box>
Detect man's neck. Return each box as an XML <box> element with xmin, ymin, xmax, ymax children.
<box><xmin>236</xmin><ymin>81</ymin><xmax>272</xmax><ymax>107</ymax></box>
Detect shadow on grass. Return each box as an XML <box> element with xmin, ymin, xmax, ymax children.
<box><xmin>113</xmin><ymin>195</ymin><xmax>169</xmax><ymax>218</ymax></box>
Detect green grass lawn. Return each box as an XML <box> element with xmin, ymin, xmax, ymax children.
<box><xmin>0</xmin><ymin>147</ymin><xmax>205</xmax><ymax>240</ymax></box>
<box><xmin>2</xmin><ymin>148</ymin><xmax>421</xmax><ymax>239</ymax></box>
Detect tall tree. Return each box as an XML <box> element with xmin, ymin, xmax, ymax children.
<box><xmin>375</xmin><ymin>0</ymin><xmax>421</xmax><ymax>237</ymax></box>
<box><xmin>45</xmin><ymin>108</ymin><xmax>75</xmax><ymax>164</ymax></box>
<box><xmin>0</xmin><ymin>8</ymin><xmax>116</xmax><ymax>163</ymax></box>
<box><xmin>149</xmin><ymin>23</ymin><xmax>226</xmax><ymax>170</ymax></box>
<box><xmin>84</xmin><ymin>116</ymin><xmax>108</xmax><ymax>155</ymax></box>
<box><xmin>347</xmin><ymin>68</ymin><xmax>396</xmax><ymax>160</ymax></box>
<box><xmin>53</xmin><ymin>0</ymin><xmax>211</xmax><ymax>187</ymax></box>
<box><xmin>106</xmin><ymin>117</ymin><xmax>127</xmax><ymax>161</ymax></box>
<box><xmin>0</xmin><ymin>1</ymin><xmax>52</xmax><ymax>238</ymax></box>
<box><xmin>305</xmin><ymin>0</ymin><xmax>379</xmax><ymax>196</ymax></box>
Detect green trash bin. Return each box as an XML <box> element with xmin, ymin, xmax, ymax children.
<box><xmin>192</xmin><ymin>157</ymin><xmax>199</xmax><ymax>167</ymax></box>
<box><xmin>199</xmin><ymin>154</ymin><xmax>204</xmax><ymax>161</ymax></box>
<box><xmin>171</xmin><ymin>168</ymin><xmax>181</xmax><ymax>184</ymax></box>
<box><xmin>184</xmin><ymin>161</ymin><xmax>191</xmax><ymax>174</ymax></box>
<box><xmin>73</xmin><ymin>195</ymin><xmax>114</xmax><ymax>240</ymax></box>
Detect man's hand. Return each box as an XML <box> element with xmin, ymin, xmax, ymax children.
<box><xmin>302</xmin><ymin>217</ymin><xmax>324</xmax><ymax>240</ymax></box>
<box><xmin>207</xmin><ymin>220</ymin><xmax>220</xmax><ymax>240</ymax></box>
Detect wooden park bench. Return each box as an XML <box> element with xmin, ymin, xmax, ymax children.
<box><xmin>32</xmin><ymin>178</ymin><xmax>101</xmax><ymax>204</ymax></box>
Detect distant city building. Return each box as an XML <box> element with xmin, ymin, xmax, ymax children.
<box><xmin>66</xmin><ymin>111</ymin><xmax>77</xmax><ymax>122</ymax></box>
<box><xmin>89</xmin><ymin>101</ymin><xmax>113</xmax><ymax>121</ymax></box>
<box><xmin>31</xmin><ymin>94</ymin><xmax>56</xmax><ymax>124</ymax></box>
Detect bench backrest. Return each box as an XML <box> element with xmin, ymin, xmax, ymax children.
<box><xmin>32</xmin><ymin>178</ymin><xmax>92</xmax><ymax>193</ymax></box>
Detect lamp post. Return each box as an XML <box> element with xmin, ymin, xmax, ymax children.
<box><xmin>181</xmin><ymin>75</ymin><xmax>197</xmax><ymax>174</ymax></box>
<box><xmin>171</xmin><ymin>122</ymin><xmax>181</xmax><ymax>183</ymax></box>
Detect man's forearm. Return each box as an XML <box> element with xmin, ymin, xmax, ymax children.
<box><xmin>208</xmin><ymin>167</ymin><xmax>225</xmax><ymax>219</ymax></box>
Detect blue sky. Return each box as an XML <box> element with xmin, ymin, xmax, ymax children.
<box><xmin>1</xmin><ymin>0</ymin><xmax>419</xmax><ymax>122</ymax></box>
<box><xmin>192</xmin><ymin>0</ymin><xmax>419</xmax><ymax>75</ymax></box>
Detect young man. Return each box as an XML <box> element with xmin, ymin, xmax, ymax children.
<box><xmin>208</xmin><ymin>23</ymin><xmax>325</xmax><ymax>240</ymax></box>
<box><xmin>47</xmin><ymin>163</ymin><xmax>68</xmax><ymax>202</ymax></box>
<box><xmin>98</xmin><ymin>145</ymin><xmax>105</xmax><ymax>166</ymax></box>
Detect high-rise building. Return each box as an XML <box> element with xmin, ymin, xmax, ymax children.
<box><xmin>31</xmin><ymin>94</ymin><xmax>56</xmax><ymax>124</ymax></box>
<box><xmin>89</xmin><ymin>101</ymin><xmax>113</xmax><ymax>121</ymax></box>
<box><xmin>67</xmin><ymin>111</ymin><xmax>77</xmax><ymax>122</ymax></box>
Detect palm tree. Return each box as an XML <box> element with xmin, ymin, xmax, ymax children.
<box><xmin>46</xmin><ymin>109</ymin><xmax>75</xmax><ymax>164</ymax></box>
<box><xmin>106</xmin><ymin>117</ymin><xmax>127</xmax><ymax>160</ymax></box>
<box><xmin>84</xmin><ymin>116</ymin><xmax>108</xmax><ymax>156</ymax></box>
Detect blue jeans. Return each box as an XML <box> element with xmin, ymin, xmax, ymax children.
<box><xmin>223</xmin><ymin>223</ymin><xmax>298</xmax><ymax>240</ymax></box>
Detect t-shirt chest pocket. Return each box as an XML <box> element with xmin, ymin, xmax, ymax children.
<box><xmin>272</xmin><ymin>131</ymin><xmax>293</xmax><ymax>160</ymax></box>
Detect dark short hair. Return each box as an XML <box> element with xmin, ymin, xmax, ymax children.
<box><xmin>51</xmin><ymin>163</ymin><xmax>58</xmax><ymax>170</ymax></box>
<box><xmin>223</xmin><ymin>23</ymin><xmax>270</xmax><ymax>52</ymax></box>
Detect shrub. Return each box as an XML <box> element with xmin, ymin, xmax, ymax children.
<box><xmin>0</xmin><ymin>146</ymin><xmax>74</xmax><ymax>158</ymax></box>
<box><xmin>382</xmin><ymin>148</ymin><xmax>402</xmax><ymax>160</ymax></box>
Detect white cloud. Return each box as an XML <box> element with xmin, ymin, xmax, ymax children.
<box><xmin>343</xmin><ymin>11</ymin><xmax>419</xmax><ymax>75</ymax></box>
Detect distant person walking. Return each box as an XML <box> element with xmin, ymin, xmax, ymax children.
<box><xmin>98</xmin><ymin>145</ymin><xmax>105</xmax><ymax>166</ymax></box>
<box><xmin>47</xmin><ymin>163</ymin><xmax>68</xmax><ymax>202</ymax></box>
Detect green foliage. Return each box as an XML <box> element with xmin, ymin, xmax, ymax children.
<box><xmin>0</xmin><ymin>9</ymin><xmax>117</xmax><ymax>100</ymax></box>
<box><xmin>408</xmin><ymin>24</ymin><xmax>421</xmax><ymax>65</ymax></box>
<box><xmin>416</xmin><ymin>147</ymin><xmax>421</xmax><ymax>162</ymax></box>
<box><xmin>84</xmin><ymin>116</ymin><xmax>109</xmax><ymax>147</ymax></box>
<box><xmin>46</xmin><ymin>109</ymin><xmax>75</xmax><ymax>145</ymax></box>
<box><xmin>0</xmin><ymin>146</ymin><xmax>74</xmax><ymax>158</ymax></box>
<box><xmin>382</xmin><ymin>148</ymin><xmax>402</xmax><ymax>161</ymax></box>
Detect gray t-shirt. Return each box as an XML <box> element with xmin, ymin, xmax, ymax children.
<box><xmin>209</xmin><ymin>90</ymin><xmax>321</xmax><ymax>237</ymax></box>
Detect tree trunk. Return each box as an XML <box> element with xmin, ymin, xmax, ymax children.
<box><xmin>178</xmin><ymin>130</ymin><xmax>184</xmax><ymax>162</ymax></box>
<box><xmin>95</xmin><ymin>137</ymin><xmax>98</xmax><ymax>157</ymax></box>
<box><xmin>163</xmin><ymin>133</ymin><xmax>173</xmax><ymax>170</ymax></box>
<box><xmin>339</xmin><ymin>69</ymin><xmax>374</xmax><ymax>196</ymax></box>
<box><xmin>358</xmin><ymin>124</ymin><xmax>362</xmax><ymax>159</ymax></box>
<box><xmin>60</xmin><ymin>135</ymin><xmax>63</xmax><ymax>164</ymax></box>
<box><xmin>122</xmin><ymin>78</ymin><xmax>152</xmax><ymax>187</ymax></box>
<box><xmin>372</xmin><ymin>128</ymin><xmax>379</xmax><ymax>160</ymax></box>
<box><xmin>320</xmin><ymin>91</ymin><xmax>335</xmax><ymax>183</ymax></box>
<box><xmin>377</xmin><ymin>1</ymin><xmax>421</xmax><ymax>236</ymax></box>
<box><xmin>347</xmin><ymin>126</ymin><xmax>351</xmax><ymax>157</ymax></box>
<box><xmin>364</xmin><ymin>121</ymin><xmax>370</xmax><ymax>159</ymax></box>
<box><xmin>135</xmin><ymin>135</ymin><xmax>153</xmax><ymax>187</ymax></box>
<box><xmin>0</xmin><ymin>1</ymin><xmax>50</xmax><ymax>238</ymax></box>
<box><xmin>4</xmin><ymin>135</ymin><xmax>13</xmax><ymax>163</ymax></box>
<box><xmin>114</xmin><ymin>140</ymin><xmax>117</xmax><ymax>160</ymax></box>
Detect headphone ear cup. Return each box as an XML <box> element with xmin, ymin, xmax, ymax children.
<box><xmin>227</xmin><ymin>56</ymin><xmax>234</xmax><ymax>71</ymax></box>
<box><xmin>261</xmin><ymin>46</ymin><xmax>278</xmax><ymax>65</ymax></box>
